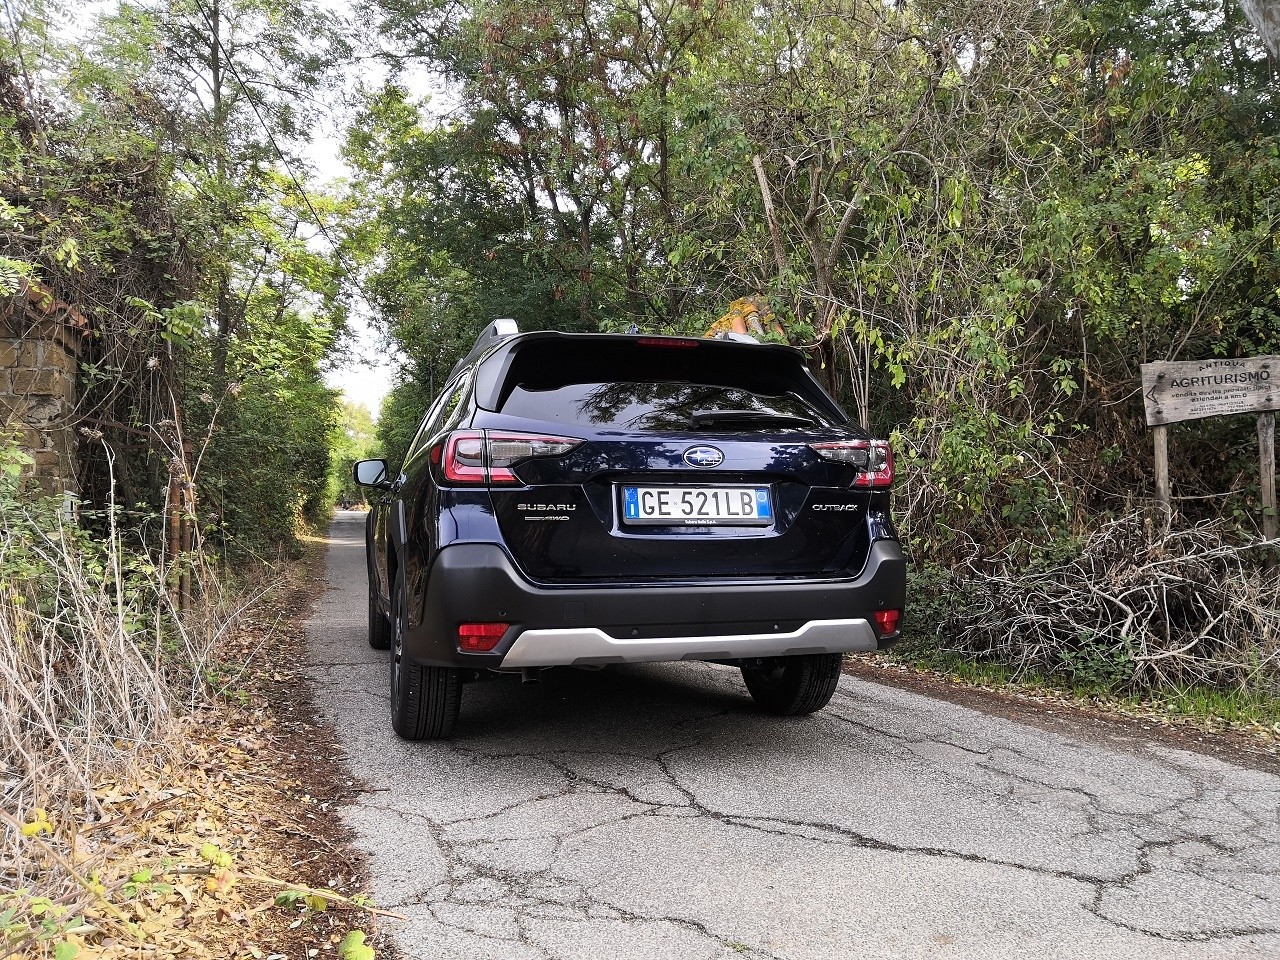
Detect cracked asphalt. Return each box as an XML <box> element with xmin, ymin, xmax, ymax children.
<box><xmin>304</xmin><ymin>512</ymin><xmax>1280</xmax><ymax>959</ymax></box>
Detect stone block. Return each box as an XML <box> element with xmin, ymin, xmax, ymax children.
<box><xmin>11</xmin><ymin>366</ymin><xmax>64</xmax><ymax>396</ymax></box>
<box><xmin>31</xmin><ymin>450</ymin><xmax>64</xmax><ymax>472</ymax></box>
<box><xmin>0</xmin><ymin>341</ymin><xmax>17</xmax><ymax>369</ymax></box>
<box><xmin>18</xmin><ymin>341</ymin><xmax>43</xmax><ymax>368</ymax></box>
<box><xmin>22</xmin><ymin>394</ymin><xmax>65</xmax><ymax>427</ymax></box>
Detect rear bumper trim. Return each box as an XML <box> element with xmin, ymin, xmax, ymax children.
<box><xmin>498</xmin><ymin>618</ymin><xmax>877</xmax><ymax>668</ymax></box>
<box><xmin>406</xmin><ymin>538</ymin><xmax>905</xmax><ymax>667</ymax></box>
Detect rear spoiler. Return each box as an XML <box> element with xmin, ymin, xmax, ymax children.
<box><xmin>449</xmin><ymin>318</ymin><xmax>518</xmax><ymax>380</ymax></box>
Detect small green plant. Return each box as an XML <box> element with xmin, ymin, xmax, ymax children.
<box><xmin>1055</xmin><ymin>632</ymin><xmax>1137</xmax><ymax>694</ymax></box>
<box><xmin>121</xmin><ymin>867</ymin><xmax>176</xmax><ymax>900</ymax></box>
<box><xmin>0</xmin><ymin>894</ymin><xmax>89</xmax><ymax>958</ymax></box>
<box><xmin>340</xmin><ymin>930</ymin><xmax>376</xmax><ymax>960</ymax></box>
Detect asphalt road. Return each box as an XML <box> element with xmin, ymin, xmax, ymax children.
<box><xmin>305</xmin><ymin>512</ymin><xmax>1280</xmax><ymax>959</ymax></box>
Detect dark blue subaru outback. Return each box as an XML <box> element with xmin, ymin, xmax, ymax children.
<box><xmin>354</xmin><ymin>320</ymin><xmax>906</xmax><ymax>740</ymax></box>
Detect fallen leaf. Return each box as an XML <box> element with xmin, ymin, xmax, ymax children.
<box><xmin>204</xmin><ymin>868</ymin><xmax>237</xmax><ymax>898</ymax></box>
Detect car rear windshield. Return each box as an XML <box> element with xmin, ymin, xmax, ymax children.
<box><xmin>483</xmin><ymin>336</ymin><xmax>846</xmax><ymax>430</ymax></box>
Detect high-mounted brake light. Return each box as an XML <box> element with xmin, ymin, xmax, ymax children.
<box><xmin>441</xmin><ymin>430</ymin><xmax>582</xmax><ymax>485</ymax></box>
<box><xmin>636</xmin><ymin>336</ymin><xmax>699</xmax><ymax>349</ymax></box>
<box><xmin>458</xmin><ymin>622</ymin><xmax>509</xmax><ymax>653</ymax></box>
<box><xmin>809</xmin><ymin>439</ymin><xmax>894</xmax><ymax>488</ymax></box>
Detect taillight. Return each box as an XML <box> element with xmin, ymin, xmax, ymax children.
<box><xmin>810</xmin><ymin>439</ymin><xmax>894</xmax><ymax>488</ymax></box>
<box><xmin>442</xmin><ymin>430</ymin><xmax>582</xmax><ymax>485</ymax></box>
<box><xmin>443</xmin><ymin>431</ymin><xmax>487</xmax><ymax>483</ymax></box>
<box><xmin>486</xmin><ymin>433</ymin><xmax>582</xmax><ymax>483</ymax></box>
<box><xmin>458</xmin><ymin>622</ymin><xmax>509</xmax><ymax>652</ymax></box>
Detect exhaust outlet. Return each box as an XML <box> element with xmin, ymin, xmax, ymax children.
<box><xmin>521</xmin><ymin>667</ymin><xmax>542</xmax><ymax>685</ymax></box>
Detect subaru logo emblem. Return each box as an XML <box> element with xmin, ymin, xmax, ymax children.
<box><xmin>683</xmin><ymin>446</ymin><xmax>724</xmax><ymax>468</ymax></box>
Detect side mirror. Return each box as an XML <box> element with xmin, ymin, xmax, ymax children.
<box><xmin>353</xmin><ymin>458</ymin><xmax>391</xmax><ymax>489</ymax></box>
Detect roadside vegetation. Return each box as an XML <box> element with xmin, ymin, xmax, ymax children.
<box><xmin>1</xmin><ymin>0</ymin><xmax>1278</xmax><ymax>953</ymax></box>
<box><xmin>1</xmin><ymin>1</ymin><xmax>380</xmax><ymax>956</ymax></box>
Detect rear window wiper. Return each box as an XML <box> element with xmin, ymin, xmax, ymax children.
<box><xmin>690</xmin><ymin>409</ymin><xmax>815</xmax><ymax>429</ymax></box>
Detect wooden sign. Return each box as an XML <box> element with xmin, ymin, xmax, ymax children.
<box><xmin>1140</xmin><ymin>356</ymin><xmax>1278</xmax><ymax>541</ymax></box>
<box><xmin>1141</xmin><ymin>356</ymin><xmax>1279</xmax><ymax>426</ymax></box>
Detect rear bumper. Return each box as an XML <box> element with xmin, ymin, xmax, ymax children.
<box><xmin>499</xmin><ymin>619</ymin><xmax>878</xmax><ymax>668</ymax></box>
<box><xmin>406</xmin><ymin>539</ymin><xmax>906</xmax><ymax>669</ymax></box>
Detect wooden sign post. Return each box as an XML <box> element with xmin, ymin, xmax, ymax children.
<box><xmin>1140</xmin><ymin>356</ymin><xmax>1279</xmax><ymax>540</ymax></box>
<box><xmin>1263</xmin><ymin>412</ymin><xmax>1278</xmax><ymax>542</ymax></box>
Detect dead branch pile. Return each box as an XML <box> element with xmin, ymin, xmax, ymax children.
<box><xmin>945</xmin><ymin>514</ymin><xmax>1280</xmax><ymax>693</ymax></box>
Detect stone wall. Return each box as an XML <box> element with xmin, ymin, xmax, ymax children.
<box><xmin>0</xmin><ymin>285</ymin><xmax>82</xmax><ymax>496</ymax></box>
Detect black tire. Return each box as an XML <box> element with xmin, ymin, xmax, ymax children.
<box><xmin>741</xmin><ymin>653</ymin><xmax>843</xmax><ymax>716</ymax></box>
<box><xmin>389</xmin><ymin>582</ymin><xmax>462</xmax><ymax>740</ymax></box>
<box><xmin>368</xmin><ymin>591</ymin><xmax>393</xmax><ymax>650</ymax></box>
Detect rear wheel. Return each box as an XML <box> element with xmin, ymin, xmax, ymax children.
<box><xmin>368</xmin><ymin>591</ymin><xmax>392</xmax><ymax>650</ymax></box>
<box><xmin>741</xmin><ymin>653</ymin><xmax>843</xmax><ymax>716</ymax></box>
<box><xmin>389</xmin><ymin>582</ymin><xmax>462</xmax><ymax>740</ymax></box>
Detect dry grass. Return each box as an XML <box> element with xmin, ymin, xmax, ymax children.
<box><xmin>0</xmin><ymin>517</ymin><xmax>392</xmax><ymax>960</ymax></box>
<box><xmin>0</xmin><ymin>481</ymin><xmax>266</xmax><ymax>955</ymax></box>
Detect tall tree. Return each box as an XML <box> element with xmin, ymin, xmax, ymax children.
<box><xmin>362</xmin><ymin>0</ymin><xmax>731</xmax><ymax>328</ymax></box>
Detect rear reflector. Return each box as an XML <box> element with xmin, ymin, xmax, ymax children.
<box><xmin>873</xmin><ymin>609</ymin><xmax>901</xmax><ymax>635</ymax></box>
<box><xmin>458</xmin><ymin>622</ymin><xmax>509</xmax><ymax>653</ymax></box>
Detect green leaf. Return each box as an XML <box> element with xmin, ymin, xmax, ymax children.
<box><xmin>339</xmin><ymin>930</ymin><xmax>376</xmax><ymax>960</ymax></box>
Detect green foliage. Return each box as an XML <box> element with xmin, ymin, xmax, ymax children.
<box><xmin>344</xmin><ymin>2</ymin><xmax>736</xmax><ymax>445</ymax></box>
<box><xmin>329</xmin><ymin>400</ymin><xmax>380</xmax><ymax>505</ymax></box>
<box><xmin>340</xmin><ymin>929</ymin><xmax>376</xmax><ymax>960</ymax></box>
<box><xmin>2</xmin><ymin>0</ymin><xmax>356</xmax><ymax>554</ymax></box>
<box><xmin>0</xmin><ymin>895</ymin><xmax>88</xmax><ymax>958</ymax></box>
<box><xmin>1055</xmin><ymin>631</ymin><xmax>1139</xmax><ymax>693</ymax></box>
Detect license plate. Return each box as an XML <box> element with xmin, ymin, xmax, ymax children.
<box><xmin>620</xmin><ymin>486</ymin><xmax>773</xmax><ymax>526</ymax></box>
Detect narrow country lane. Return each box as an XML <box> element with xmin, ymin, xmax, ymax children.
<box><xmin>304</xmin><ymin>512</ymin><xmax>1280</xmax><ymax>960</ymax></box>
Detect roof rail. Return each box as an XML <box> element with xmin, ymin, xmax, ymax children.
<box><xmin>449</xmin><ymin>318</ymin><xmax>519</xmax><ymax>380</ymax></box>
